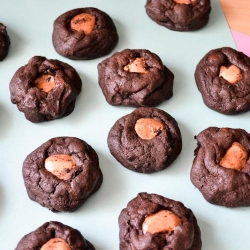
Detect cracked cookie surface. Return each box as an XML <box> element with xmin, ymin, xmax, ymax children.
<box><xmin>119</xmin><ymin>192</ymin><xmax>202</xmax><ymax>250</ymax></box>
<box><xmin>108</xmin><ymin>107</ymin><xmax>182</xmax><ymax>173</ymax></box>
<box><xmin>145</xmin><ymin>0</ymin><xmax>211</xmax><ymax>31</ymax></box>
<box><xmin>52</xmin><ymin>7</ymin><xmax>118</xmax><ymax>60</ymax></box>
<box><xmin>22</xmin><ymin>137</ymin><xmax>103</xmax><ymax>212</ymax></box>
<box><xmin>191</xmin><ymin>127</ymin><xmax>250</xmax><ymax>207</ymax></box>
<box><xmin>15</xmin><ymin>221</ymin><xmax>95</xmax><ymax>250</ymax></box>
<box><xmin>98</xmin><ymin>49</ymin><xmax>174</xmax><ymax>107</ymax></box>
<box><xmin>195</xmin><ymin>47</ymin><xmax>250</xmax><ymax>114</ymax></box>
<box><xmin>9</xmin><ymin>56</ymin><xmax>82</xmax><ymax>122</ymax></box>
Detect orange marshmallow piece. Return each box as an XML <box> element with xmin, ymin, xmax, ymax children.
<box><xmin>142</xmin><ymin>210</ymin><xmax>182</xmax><ymax>234</ymax></box>
<box><xmin>220</xmin><ymin>142</ymin><xmax>248</xmax><ymax>171</ymax></box>
<box><xmin>70</xmin><ymin>13</ymin><xmax>96</xmax><ymax>35</ymax></box>
<box><xmin>123</xmin><ymin>58</ymin><xmax>149</xmax><ymax>74</ymax></box>
<box><xmin>219</xmin><ymin>65</ymin><xmax>243</xmax><ymax>84</ymax></box>
<box><xmin>135</xmin><ymin>118</ymin><xmax>164</xmax><ymax>140</ymax></box>
<box><xmin>35</xmin><ymin>74</ymin><xmax>64</xmax><ymax>92</ymax></box>
<box><xmin>40</xmin><ymin>238</ymin><xmax>71</xmax><ymax>250</ymax></box>
<box><xmin>45</xmin><ymin>154</ymin><xmax>76</xmax><ymax>181</ymax></box>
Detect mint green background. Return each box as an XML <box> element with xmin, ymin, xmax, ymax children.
<box><xmin>0</xmin><ymin>1</ymin><xmax>248</xmax><ymax>249</ymax></box>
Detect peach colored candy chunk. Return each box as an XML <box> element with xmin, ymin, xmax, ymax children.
<box><xmin>123</xmin><ymin>58</ymin><xmax>149</xmax><ymax>74</ymax></box>
<box><xmin>40</xmin><ymin>238</ymin><xmax>71</xmax><ymax>250</ymax></box>
<box><xmin>135</xmin><ymin>118</ymin><xmax>164</xmax><ymax>140</ymax></box>
<box><xmin>219</xmin><ymin>65</ymin><xmax>243</xmax><ymax>84</ymax></box>
<box><xmin>70</xmin><ymin>13</ymin><xmax>96</xmax><ymax>35</ymax></box>
<box><xmin>45</xmin><ymin>154</ymin><xmax>76</xmax><ymax>181</ymax></box>
<box><xmin>142</xmin><ymin>210</ymin><xmax>182</xmax><ymax>234</ymax></box>
<box><xmin>35</xmin><ymin>74</ymin><xmax>63</xmax><ymax>93</ymax></box>
<box><xmin>220</xmin><ymin>142</ymin><xmax>248</xmax><ymax>171</ymax></box>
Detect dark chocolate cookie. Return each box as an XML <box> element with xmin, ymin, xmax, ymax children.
<box><xmin>195</xmin><ymin>47</ymin><xmax>250</xmax><ymax>114</ymax></box>
<box><xmin>22</xmin><ymin>137</ymin><xmax>103</xmax><ymax>212</ymax></box>
<box><xmin>119</xmin><ymin>192</ymin><xmax>202</xmax><ymax>250</ymax></box>
<box><xmin>0</xmin><ymin>22</ymin><xmax>10</xmax><ymax>60</ymax></box>
<box><xmin>52</xmin><ymin>7</ymin><xmax>119</xmax><ymax>60</ymax></box>
<box><xmin>15</xmin><ymin>221</ymin><xmax>95</xmax><ymax>250</ymax></box>
<box><xmin>145</xmin><ymin>0</ymin><xmax>211</xmax><ymax>31</ymax></box>
<box><xmin>191</xmin><ymin>127</ymin><xmax>250</xmax><ymax>207</ymax></box>
<box><xmin>108</xmin><ymin>107</ymin><xmax>182</xmax><ymax>173</ymax></box>
<box><xmin>9</xmin><ymin>56</ymin><xmax>82</xmax><ymax>123</ymax></box>
<box><xmin>98</xmin><ymin>49</ymin><xmax>174</xmax><ymax>107</ymax></box>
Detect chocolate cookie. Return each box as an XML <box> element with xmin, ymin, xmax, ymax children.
<box><xmin>191</xmin><ymin>127</ymin><xmax>250</xmax><ymax>207</ymax></box>
<box><xmin>9</xmin><ymin>56</ymin><xmax>82</xmax><ymax>123</ymax></box>
<box><xmin>22</xmin><ymin>137</ymin><xmax>103</xmax><ymax>212</ymax></box>
<box><xmin>52</xmin><ymin>7</ymin><xmax>119</xmax><ymax>60</ymax></box>
<box><xmin>195</xmin><ymin>47</ymin><xmax>250</xmax><ymax>114</ymax></box>
<box><xmin>145</xmin><ymin>0</ymin><xmax>211</xmax><ymax>31</ymax></box>
<box><xmin>119</xmin><ymin>192</ymin><xmax>202</xmax><ymax>250</ymax></box>
<box><xmin>0</xmin><ymin>22</ymin><xmax>10</xmax><ymax>60</ymax></box>
<box><xmin>108</xmin><ymin>107</ymin><xmax>182</xmax><ymax>173</ymax></box>
<box><xmin>15</xmin><ymin>221</ymin><xmax>95</xmax><ymax>250</ymax></box>
<box><xmin>98</xmin><ymin>49</ymin><xmax>174</xmax><ymax>107</ymax></box>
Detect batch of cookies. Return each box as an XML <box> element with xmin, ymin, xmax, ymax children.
<box><xmin>1</xmin><ymin>0</ymin><xmax>250</xmax><ymax>249</ymax></box>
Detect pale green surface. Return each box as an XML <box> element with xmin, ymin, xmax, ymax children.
<box><xmin>0</xmin><ymin>1</ymin><xmax>249</xmax><ymax>249</ymax></box>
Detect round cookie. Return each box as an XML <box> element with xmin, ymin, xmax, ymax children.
<box><xmin>195</xmin><ymin>47</ymin><xmax>250</xmax><ymax>114</ymax></box>
<box><xmin>22</xmin><ymin>137</ymin><xmax>103</xmax><ymax>212</ymax></box>
<box><xmin>145</xmin><ymin>0</ymin><xmax>211</xmax><ymax>31</ymax></box>
<box><xmin>108</xmin><ymin>107</ymin><xmax>182</xmax><ymax>173</ymax></box>
<box><xmin>0</xmin><ymin>22</ymin><xmax>10</xmax><ymax>60</ymax></box>
<box><xmin>15</xmin><ymin>221</ymin><xmax>95</xmax><ymax>250</ymax></box>
<box><xmin>191</xmin><ymin>127</ymin><xmax>250</xmax><ymax>207</ymax></box>
<box><xmin>119</xmin><ymin>192</ymin><xmax>202</xmax><ymax>250</ymax></box>
<box><xmin>52</xmin><ymin>7</ymin><xmax>119</xmax><ymax>60</ymax></box>
<box><xmin>9</xmin><ymin>56</ymin><xmax>82</xmax><ymax>123</ymax></box>
<box><xmin>98</xmin><ymin>49</ymin><xmax>174</xmax><ymax>107</ymax></box>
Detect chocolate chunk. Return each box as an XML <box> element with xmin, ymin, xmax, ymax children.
<box><xmin>195</xmin><ymin>47</ymin><xmax>250</xmax><ymax>114</ymax></box>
